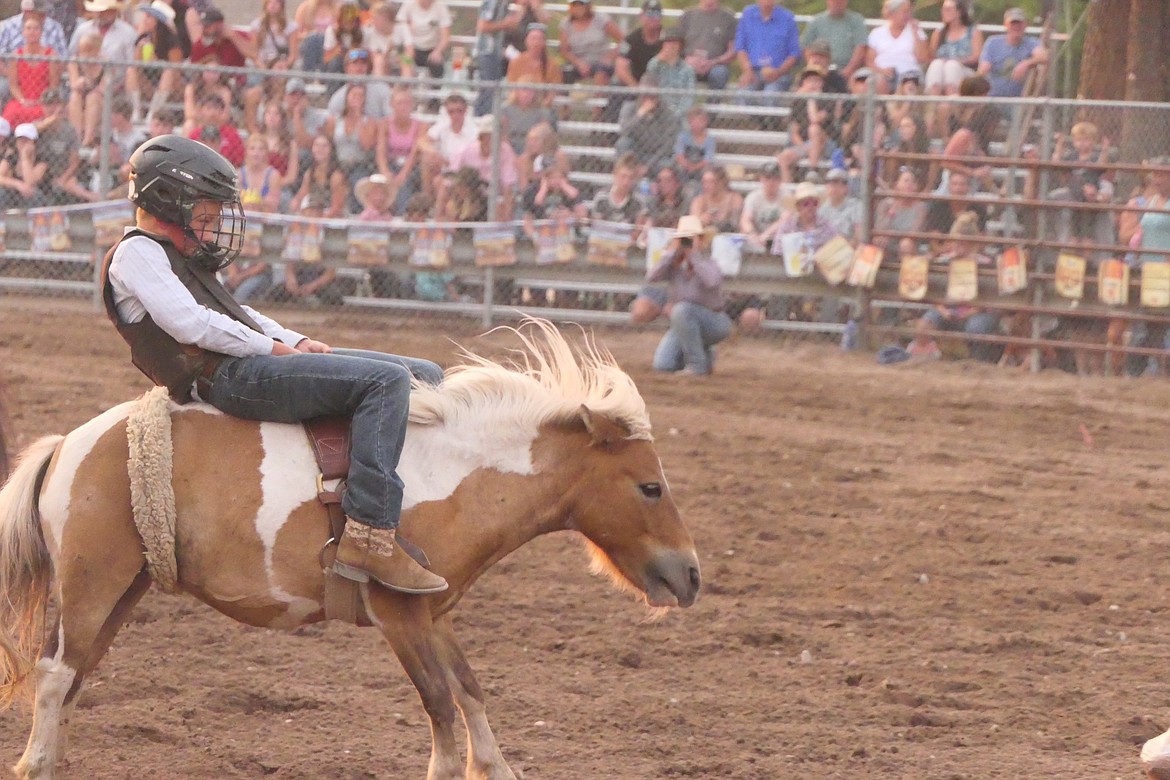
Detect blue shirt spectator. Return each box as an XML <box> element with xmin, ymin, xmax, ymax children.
<box><xmin>0</xmin><ymin>2</ymin><xmax>69</xmax><ymax>56</ymax></box>
<box><xmin>977</xmin><ymin>8</ymin><xmax>1046</xmax><ymax>98</ymax></box>
<box><xmin>733</xmin><ymin>0</ymin><xmax>800</xmax><ymax>92</ymax></box>
<box><xmin>734</xmin><ymin>1</ymin><xmax>799</xmax><ymax>68</ymax></box>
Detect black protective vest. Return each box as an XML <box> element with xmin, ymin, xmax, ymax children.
<box><xmin>100</xmin><ymin>229</ymin><xmax>264</xmax><ymax>402</ymax></box>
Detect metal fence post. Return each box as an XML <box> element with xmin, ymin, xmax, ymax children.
<box><xmin>1027</xmin><ymin>96</ymin><xmax>1056</xmax><ymax>372</ymax></box>
<box><xmin>481</xmin><ymin>81</ymin><xmax>504</xmax><ymax>328</ymax></box>
<box><xmin>90</xmin><ymin>71</ymin><xmax>115</xmax><ymax>313</ymax></box>
<box><xmin>856</xmin><ymin>82</ymin><xmax>878</xmax><ymax>346</ymax></box>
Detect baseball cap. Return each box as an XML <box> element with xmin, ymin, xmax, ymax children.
<box><xmin>19</xmin><ymin>0</ymin><xmax>47</xmax><ymax>12</ymax></box>
<box><xmin>14</xmin><ymin>123</ymin><xmax>37</xmax><ymax>141</ymax></box>
<box><xmin>641</xmin><ymin>0</ymin><xmax>662</xmax><ymax>14</ymax></box>
<box><xmin>0</xmin><ymin>118</ymin><xmax>10</xmax><ymax>138</ymax></box>
<box><xmin>851</xmin><ymin>67</ymin><xmax>872</xmax><ymax>82</ymax></box>
<box><xmin>201</xmin><ymin>6</ymin><xmax>224</xmax><ymax>24</ymax></box>
<box><xmin>900</xmin><ymin>68</ymin><xmax>922</xmax><ymax>83</ymax></box>
<box><xmin>804</xmin><ymin>40</ymin><xmax>832</xmax><ymax>59</ymax></box>
<box><xmin>1004</xmin><ymin>7</ymin><xmax>1027</xmax><ymax>23</ymax></box>
<box><xmin>285</xmin><ymin>77</ymin><xmax>307</xmax><ymax>95</ymax></box>
<box><xmin>346</xmin><ymin>48</ymin><xmax>371</xmax><ymax>62</ymax></box>
<box><xmin>760</xmin><ymin>160</ymin><xmax>781</xmax><ymax>178</ymax></box>
<box><xmin>826</xmin><ymin>168</ymin><xmax>849</xmax><ymax>183</ymax></box>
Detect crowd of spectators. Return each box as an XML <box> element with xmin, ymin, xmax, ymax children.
<box><xmin>0</xmin><ymin>0</ymin><xmax>1166</xmax><ymax>375</ymax></box>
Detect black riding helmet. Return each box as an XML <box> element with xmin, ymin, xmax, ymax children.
<box><xmin>127</xmin><ymin>134</ymin><xmax>246</xmax><ymax>271</ymax></box>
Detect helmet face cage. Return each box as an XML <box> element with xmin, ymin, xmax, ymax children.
<box><xmin>185</xmin><ymin>197</ymin><xmax>246</xmax><ymax>272</ymax></box>
<box><xmin>127</xmin><ymin>135</ymin><xmax>246</xmax><ymax>271</ymax></box>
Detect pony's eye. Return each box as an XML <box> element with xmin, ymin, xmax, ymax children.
<box><xmin>639</xmin><ymin>483</ymin><xmax>662</xmax><ymax>500</ymax></box>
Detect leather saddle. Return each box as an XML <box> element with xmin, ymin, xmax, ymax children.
<box><xmin>303</xmin><ymin>417</ymin><xmax>430</xmax><ymax>569</ymax></box>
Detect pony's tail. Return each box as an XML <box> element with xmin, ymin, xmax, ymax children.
<box><xmin>0</xmin><ymin>435</ymin><xmax>61</xmax><ymax>710</ymax></box>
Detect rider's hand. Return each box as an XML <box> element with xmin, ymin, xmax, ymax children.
<box><xmin>296</xmin><ymin>338</ymin><xmax>333</xmax><ymax>353</ymax></box>
<box><xmin>271</xmin><ymin>340</ymin><xmax>299</xmax><ymax>356</ymax></box>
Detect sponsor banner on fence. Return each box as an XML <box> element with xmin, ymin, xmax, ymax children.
<box><xmin>644</xmin><ymin>226</ymin><xmax>673</xmax><ymax>269</ymax></box>
<box><xmin>586</xmin><ymin>220</ymin><xmax>633</xmax><ymax>268</ymax></box>
<box><xmin>1054</xmin><ymin>252</ymin><xmax>1086</xmax><ymax>300</ymax></box>
<box><xmin>347</xmin><ymin>224</ymin><xmax>390</xmax><ymax>266</ymax></box>
<box><xmin>1098</xmin><ymin>259</ymin><xmax>1129</xmax><ymax>306</ymax></box>
<box><xmin>711</xmin><ymin>233</ymin><xmax>744</xmax><ymax>277</ymax></box>
<box><xmin>534</xmin><ymin>219</ymin><xmax>574</xmax><ymax>265</ymax></box>
<box><xmin>847</xmin><ymin>244</ymin><xmax>881</xmax><ymax>288</ymax></box>
<box><xmin>30</xmin><ymin>209</ymin><xmax>71</xmax><ymax>253</ymax></box>
<box><xmin>777</xmin><ymin>231</ymin><xmax>813</xmax><ymax>277</ymax></box>
<box><xmin>91</xmin><ymin>202</ymin><xmax>134</xmax><ymax>253</ymax></box>
<box><xmin>282</xmin><ymin>221</ymin><xmax>323</xmax><ymax>263</ymax></box>
<box><xmin>813</xmin><ymin>236</ymin><xmax>854</xmax><ymax>285</ymax></box>
<box><xmin>1141</xmin><ymin>262</ymin><xmax>1170</xmax><ymax>308</ymax></box>
<box><xmin>898</xmin><ymin>255</ymin><xmax>929</xmax><ymax>300</ymax></box>
<box><xmin>997</xmin><ymin>247</ymin><xmax>1027</xmax><ymax>295</ymax></box>
<box><xmin>473</xmin><ymin>225</ymin><xmax>516</xmax><ymax>267</ymax></box>
<box><xmin>411</xmin><ymin>226</ymin><xmax>452</xmax><ymax>268</ymax></box>
<box><xmin>946</xmin><ymin>257</ymin><xmax>979</xmax><ymax>302</ymax></box>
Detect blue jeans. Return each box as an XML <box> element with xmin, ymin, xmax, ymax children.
<box><xmin>474</xmin><ymin>53</ymin><xmax>505</xmax><ymax>116</ymax></box>
<box><xmin>922</xmin><ymin>310</ymin><xmax>1001</xmax><ymax>363</ymax></box>
<box><xmin>205</xmin><ymin>348</ymin><xmax>443</xmax><ymax>529</ymax></box>
<box><xmin>702</xmin><ymin>64</ymin><xmax>730</xmax><ymax>91</ymax></box>
<box><xmin>653</xmin><ymin>301</ymin><xmax>732</xmax><ymax>374</ymax></box>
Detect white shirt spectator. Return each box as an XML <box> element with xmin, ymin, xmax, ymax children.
<box><xmin>362</xmin><ymin>19</ymin><xmax>412</xmax><ymax>58</ymax></box>
<box><xmin>69</xmin><ymin>16</ymin><xmax>137</xmax><ymax>62</ymax></box>
<box><xmin>396</xmin><ymin>0</ymin><xmax>451</xmax><ymax>51</ymax></box>
<box><xmin>867</xmin><ymin>22</ymin><xmax>924</xmax><ymax>76</ymax></box>
<box><xmin>427</xmin><ymin>115</ymin><xmax>478</xmax><ymax>167</ymax></box>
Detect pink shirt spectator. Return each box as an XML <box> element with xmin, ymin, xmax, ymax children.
<box><xmin>452</xmin><ymin>140</ymin><xmax>517</xmax><ymax>190</ymax></box>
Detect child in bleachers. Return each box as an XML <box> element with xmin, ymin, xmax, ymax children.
<box><xmin>674</xmin><ymin>105</ymin><xmax>714</xmax><ymax>195</ymax></box>
<box><xmin>777</xmin><ymin>66</ymin><xmax>835</xmax><ymax>183</ymax></box>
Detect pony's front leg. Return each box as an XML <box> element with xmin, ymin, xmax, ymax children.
<box><xmin>366</xmin><ymin>588</ymin><xmax>462</xmax><ymax>780</ymax></box>
<box><xmin>432</xmin><ymin>616</ymin><xmax>516</xmax><ymax>780</ymax></box>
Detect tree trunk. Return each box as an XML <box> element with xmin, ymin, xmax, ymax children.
<box><xmin>1076</xmin><ymin>0</ymin><xmax>1129</xmax><ymax>102</ymax></box>
<box><xmin>1118</xmin><ymin>0</ymin><xmax>1170</xmax><ymax>171</ymax></box>
<box><xmin>1124</xmin><ymin>0</ymin><xmax>1169</xmax><ymax>103</ymax></box>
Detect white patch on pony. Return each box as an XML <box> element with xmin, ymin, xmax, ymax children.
<box><xmin>39</xmin><ymin>401</ymin><xmax>135</xmax><ymax>551</ymax></box>
<box><xmin>13</xmin><ymin>658</ymin><xmax>77</xmax><ymax>778</ymax></box>
<box><xmin>399</xmin><ymin>420</ymin><xmax>536</xmax><ymax>510</ymax></box>
<box><xmin>174</xmin><ymin>401</ymin><xmax>225</xmax><ymax>417</ymax></box>
<box><xmin>256</xmin><ymin>423</ymin><xmax>320</xmax><ymax>622</ymax></box>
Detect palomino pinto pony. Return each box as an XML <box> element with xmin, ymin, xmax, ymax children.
<box><xmin>0</xmin><ymin>320</ymin><xmax>700</xmax><ymax>780</ymax></box>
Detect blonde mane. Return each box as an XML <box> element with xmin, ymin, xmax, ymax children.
<box><xmin>409</xmin><ymin>319</ymin><xmax>651</xmax><ymax>440</ymax></box>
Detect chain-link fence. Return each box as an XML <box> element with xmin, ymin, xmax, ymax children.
<box><xmin>1</xmin><ymin>49</ymin><xmax>1169</xmax><ymax>370</ymax></box>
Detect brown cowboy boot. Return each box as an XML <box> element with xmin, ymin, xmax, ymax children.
<box><xmin>333</xmin><ymin>522</ymin><xmax>448</xmax><ymax>594</ymax></box>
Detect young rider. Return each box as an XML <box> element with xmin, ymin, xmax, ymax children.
<box><xmin>101</xmin><ymin>134</ymin><xmax>448</xmax><ymax>596</ymax></box>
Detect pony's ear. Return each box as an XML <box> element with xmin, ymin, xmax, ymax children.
<box><xmin>579</xmin><ymin>405</ymin><xmax>628</xmax><ymax>450</ymax></box>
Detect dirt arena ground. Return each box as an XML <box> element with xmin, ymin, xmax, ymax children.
<box><xmin>2</xmin><ymin>297</ymin><xmax>1170</xmax><ymax>779</ymax></box>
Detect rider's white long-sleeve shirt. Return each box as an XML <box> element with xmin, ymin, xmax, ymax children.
<box><xmin>108</xmin><ymin>231</ymin><xmax>304</xmax><ymax>357</ymax></box>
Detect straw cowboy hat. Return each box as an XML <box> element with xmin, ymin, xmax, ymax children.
<box><xmin>673</xmin><ymin>215</ymin><xmax>707</xmax><ymax>238</ymax></box>
<box><xmin>84</xmin><ymin>0</ymin><xmax>125</xmax><ymax>12</ymax></box>
<box><xmin>354</xmin><ymin>173</ymin><xmax>394</xmax><ymax>209</ymax></box>
<box><xmin>792</xmin><ymin>181</ymin><xmax>823</xmax><ymax>205</ymax></box>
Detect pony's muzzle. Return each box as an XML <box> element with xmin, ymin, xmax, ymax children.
<box><xmin>644</xmin><ymin>550</ymin><xmax>701</xmax><ymax>608</ymax></box>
